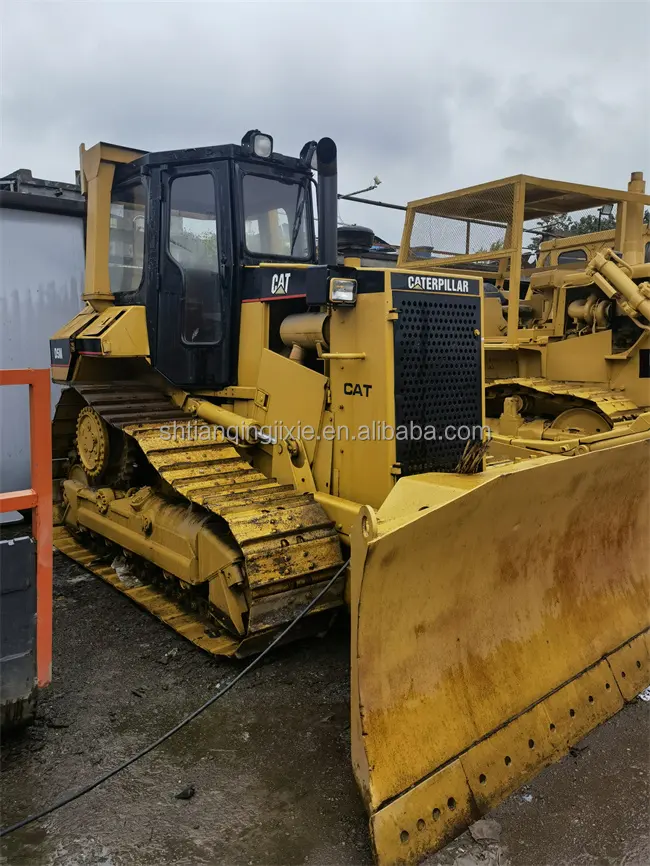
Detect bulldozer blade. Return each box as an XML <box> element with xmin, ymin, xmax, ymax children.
<box><xmin>350</xmin><ymin>441</ymin><xmax>649</xmax><ymax>866</ymax></box>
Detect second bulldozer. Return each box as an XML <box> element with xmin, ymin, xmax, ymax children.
<box><xmin>398</xmin><ymin>170</ymin><xmax>650</xmax><ymax>457</ymax></box>
<box><xmin>51</xmin><ymin>134</ymin><xmax>649</xmax><ymax>865</ymax></box>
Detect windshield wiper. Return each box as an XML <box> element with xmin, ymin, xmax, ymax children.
<box><xmin>289</xmin><ymin>184</ymin><xmax>308</xmax><ymax>255</ymax></box>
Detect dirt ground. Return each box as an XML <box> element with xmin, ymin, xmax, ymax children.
<box><xmin>1</xmin><ymin>549</ymin><xmax>648</xmax><ymax>866</ymax></box>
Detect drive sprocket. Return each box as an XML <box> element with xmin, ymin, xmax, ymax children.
<box><xmin>75</xmin><ymin>406</ymin><xmax>110</xmax><ymax>479</ymax></box>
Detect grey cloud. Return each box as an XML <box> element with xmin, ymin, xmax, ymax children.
<box><xmin>500</xmin><ymin>90</ymin><xmax>581</xmax><ymax>148</ymax></box>
<box><xmin>1</xmin><ymin>0</ymin><xmax>647</xmax><ymax>243</ymax></box>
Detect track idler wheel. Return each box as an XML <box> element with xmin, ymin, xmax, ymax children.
<box><xmin>549</xmin><ymin>407</ymin><xmax>612</xmax><ymax>436</ymax></box>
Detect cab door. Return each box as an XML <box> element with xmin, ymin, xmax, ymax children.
<box><xmin>155</xmin><ymin>162</ymin><xmax>234</xmax><ymax>388</ymax></box>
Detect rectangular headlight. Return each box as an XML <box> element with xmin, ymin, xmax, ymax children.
<box><xmin>329</xmin><ymin>278</ymin><xmax>357</xmax><ymax>305</ymax></box>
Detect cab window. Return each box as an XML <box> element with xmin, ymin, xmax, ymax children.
<box><xmin>168</xmin><ymin>174</ymin><xmax>221</xmax><ymax>345</ymax></box>
<box><xmin>558</xmin><ymin>248</ymin><xmax>587</xmax><ymax>265</ymax></box>
<box><xmin>243</xmin><ymin>174</ymin><xmax>310</xmax><ymax>259</ymax></box>
<box><xmin>109</xmin><ymin>182</ymin><xmax>146</xmax><ymax>293</ymax></box>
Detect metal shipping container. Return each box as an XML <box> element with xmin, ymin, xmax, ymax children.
<box><xmin>0</xmin><ymin>171</ymin><xmax>84</xmax><ymax>493</ymax></box>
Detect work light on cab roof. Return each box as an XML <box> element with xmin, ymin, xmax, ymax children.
<box><xmin>241</xmin><ymin>129</ymin><xmax>273</xmax><ymax>158</ymax></box>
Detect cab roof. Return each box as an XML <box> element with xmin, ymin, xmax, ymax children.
<box><xmin>132</xmin><ymin>143</ymin><xmax>310</xmax><ymax>173</ymax></box>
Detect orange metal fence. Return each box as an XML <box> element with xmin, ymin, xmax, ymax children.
<box><xmin>0</xmin><ymin>369</ymin><xmax>52</xmax><ymax>687</ymax></box>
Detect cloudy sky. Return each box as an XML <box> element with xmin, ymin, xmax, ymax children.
<box><xmin>1</xmin><ymin>0</ymin><xmax>648</xmax><ymax>242</ymax></box>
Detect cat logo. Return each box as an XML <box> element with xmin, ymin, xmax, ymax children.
<box><xmin>344</xmin><ymin>382</ymin><xmax>372</xmax><ymax>396</ymax></box>
<box><xmin>271</xmin><ymin>273</ymin><xmax>291</xmax><ymax>295</ymax></box>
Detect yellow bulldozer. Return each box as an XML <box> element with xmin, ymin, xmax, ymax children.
<box><xmin>398</xmin><ymin>171</ymin><xmax>650</xmax><ymax>456</ymax></box>
<box><xmin>50</xmin><ymin>133</ymin><xmax>649</xmax><ymax>865</ymax></box>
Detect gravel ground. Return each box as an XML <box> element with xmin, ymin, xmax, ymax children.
<box><xmin>1</xmin><ymin>549</ymin><xmax>648</xmax><ymax>866</ymax></box>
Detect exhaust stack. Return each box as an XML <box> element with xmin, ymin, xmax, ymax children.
<box><xmin>316</xmin><ymin>138</ymin><xmax>338</xmax><ymax>266</ymax></box>
<box><xmin>619</xmin><ymin>171</ymin><xmax>647</xmax><ymax>265</ymax></box>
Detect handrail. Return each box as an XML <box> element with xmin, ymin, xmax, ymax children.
<box><xmin>0</xmin><ymin>368</ymin><xmax>52</xmax><ymax>687</ymax></box>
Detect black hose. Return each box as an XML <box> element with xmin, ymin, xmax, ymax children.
<box><xmin>0</xmin><ymin>559</ymin><xmax>350</xmax><ymax>838</ymax></box>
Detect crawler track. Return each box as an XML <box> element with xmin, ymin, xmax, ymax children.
<box><xmin>486</xmin><ymin>378</ymin><xmax>644</xmax><ymax>424</ymax></box>
<box><xmin>53</xmin><ymin>384</ymin><xmax>344</xmax><ymax>657</ymax></box>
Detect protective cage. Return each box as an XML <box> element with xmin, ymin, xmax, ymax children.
<box><xmin>397</xmin><ymin>174</ymin><xmax>650</xmax><ymax>336</ymax></box>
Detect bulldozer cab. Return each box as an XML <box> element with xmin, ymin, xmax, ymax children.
<box><xmin>75</xmin><ymin>133</ymin><xmax>316</xmax><ymax>389</ymax></box>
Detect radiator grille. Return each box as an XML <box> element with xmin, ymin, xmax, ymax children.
<box><xmin>392</xmin><ymin>291</ymin><xmax>483</xmax><ymax>474</ymax></box>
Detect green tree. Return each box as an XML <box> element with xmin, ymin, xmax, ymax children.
<box><xmin>475</xmin><ymin>238</ymin><xmax>505</xmax><ymax>254</ymax></box>
<box><xmin>529</xmin><ymin>210</ymin><xmax>617</xmax><ymax>251</ymax></box>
